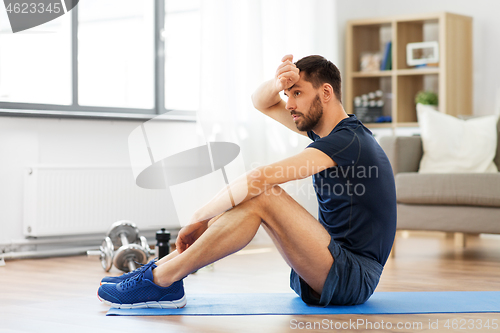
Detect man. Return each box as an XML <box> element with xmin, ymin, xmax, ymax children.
<box><xmin>98</xmin><ymin>55</ymin><xmax>397</xmax><ymax>308</ymax></box>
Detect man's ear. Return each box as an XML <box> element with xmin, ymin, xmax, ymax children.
<box><xmin>321</xmin><ymin>83</ymin><xmax>334</xmax><ymax>103</ymax></box>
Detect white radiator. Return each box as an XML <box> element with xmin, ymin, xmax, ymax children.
<box><xmin>23</xmin><ymin>166</ymin><xmax>178</xmax><ymax>237</ymax></box>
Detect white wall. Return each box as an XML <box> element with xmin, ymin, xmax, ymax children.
<box><xmin>336</xmin><ymin>0</ymin><xmax>500</xmax><ymax>116</ymax></box>
<box><xmin>0</xmin><ymin>117</ymin><xmax>194</xmax><ymax>244</ymax></box>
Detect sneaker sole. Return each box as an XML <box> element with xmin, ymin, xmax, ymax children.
<box><xmin>98</xmin><ymin>294</ymin><xmax>187</xmax><ymax>309</ymax></box>
<box><xmin>100</xmin><ymin>282</ymin><xmax>115</xmax><ymax>285</ymax></box>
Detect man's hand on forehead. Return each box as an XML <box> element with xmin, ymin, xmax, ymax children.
<box><xmin>275</xmin><ymin>54</ymin><xmax>300</xmax><ymax>92</ymax></box>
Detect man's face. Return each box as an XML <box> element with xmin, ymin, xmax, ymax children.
<box><xmin>283</xmin><ymin>74</ymin><xmax>324</xmax><ymax>132</ymax></box>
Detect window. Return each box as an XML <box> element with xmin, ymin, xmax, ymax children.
<box><xmin>0</xmin><ymin>0</ymin><xmax>199</xmax><ymax>119</ymax></box>
<box><xmin>164</xmin><ymin>0</ymin><xmax>201</xmax><ymax>111</ymax></box>
<box><xmin>0</xmin><ymin>10</ymin><xmax>72</xmax><ymax>105</ymax></box>
<box><xmin>78</xmin><ymin>0</ymin><xmax>155</xmax><ymax>109</ymax></box>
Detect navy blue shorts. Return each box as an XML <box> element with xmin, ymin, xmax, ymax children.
<box><xmin>290</xmin><ymin>238</ymin><xmax>383</xmax><ymax>306</ymax></box>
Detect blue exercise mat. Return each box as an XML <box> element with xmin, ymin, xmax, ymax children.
<box><xmin>107</xmin><ymin>291</ymin><xmax>500</xmax><ymax>316</ymax></box>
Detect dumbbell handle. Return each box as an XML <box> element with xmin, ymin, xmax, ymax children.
<box><xmin>119</xmin><ymin>232</ymin><xmax>137</xmax><ymax>271</ymax></box>
<box><xmin>120</xmin><ymin>233</ymin><xmax>129</xmax><ymax>246</ymax></box>
<box><xmin>127</xmin><ymin>259</ymin><xmax>137</xmax><ymax>271</ymax></box>
<box><xmin>87</xmin><ymin>250</ymin><xmax>102</xmax><ymax>256</ymax></box>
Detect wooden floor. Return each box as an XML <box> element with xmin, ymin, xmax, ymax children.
<box><xmin>1</xmin><ymin>232</ymin><xmax>500</xmax><ymax>333</ymax></box>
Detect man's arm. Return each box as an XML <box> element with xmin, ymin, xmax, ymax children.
<box><xmin>251</xmin><ymin>55</ymin><xmax>308</xmax><ymax>137</ymax></box>
<box><xmin>188</xmin><ymin>147</ymin><xmax>337</xmax><ymax>225</ymax></box>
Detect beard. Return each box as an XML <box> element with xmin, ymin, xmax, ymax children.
<box><xmin>292</xmin><ymin>94</ymin><xmax>323</xmax><ymax>132</ymax></box>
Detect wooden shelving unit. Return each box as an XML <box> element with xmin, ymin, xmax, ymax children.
<box><xmin>345</xmin><ymin>12</ymin><xmax>473</xmax><ymax>128</ymax></box>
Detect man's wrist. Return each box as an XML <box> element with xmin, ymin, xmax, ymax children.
<box><xmin>269</xmin><ymin>78</ymin><xmax>282</xmax><ymax>96</ymax></box>
<box><xmin>189</xmin><ymin>210</ymin><xmax>202</xmax><ymax>225</ymax></box>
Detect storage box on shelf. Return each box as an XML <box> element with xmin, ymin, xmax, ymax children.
<box><xmin>345</xmin><ymin>12</ymin><xmax>472</xmax><ymax>128</ymax></box>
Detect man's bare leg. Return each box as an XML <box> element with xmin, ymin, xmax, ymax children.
<box><xmin>152</xmin><ymin>186</ymin><xmax>333</xmax><ymax>295</ymax></box>
<box><xmin>156</xmin><ymin>250</ymin><xmax>179</xmax><ymax>264</ymax></box>
<box><xmin>154</xmin><ymin>213</ymin><xmax>226</xmax><ymax>266</ymax></box>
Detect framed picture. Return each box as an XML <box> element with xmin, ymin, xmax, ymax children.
<box><xmin>359</xmin><ymin>52</ymin><xmax>382</xmax><ymax>72</ymax></box>
<box><xmin>406</xmin><ymin>41</ymin><xmax>439</xmax><ymax>66</ymax></box>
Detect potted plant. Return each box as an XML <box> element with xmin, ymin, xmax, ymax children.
<box><xmin>415</xmin><ymin>91</ymin><xmax>438</xmax><ymax>110</ymax></box>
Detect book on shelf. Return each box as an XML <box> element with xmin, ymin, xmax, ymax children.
<box><xmin>380</xmin><ymin>41</ymin><xmax>392</xmax><ymax>70</ymax></box>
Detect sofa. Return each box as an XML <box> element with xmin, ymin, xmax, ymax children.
<box><xmin>379</xmin><ymin>120</ymin><xmax>500</xmax><ymax>240</ymax></box>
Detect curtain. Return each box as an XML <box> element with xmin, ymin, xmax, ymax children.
<box><xmin>196</xmin><ymin>0</ymin><xmax>338</xmax><ymax>217</ymax></box>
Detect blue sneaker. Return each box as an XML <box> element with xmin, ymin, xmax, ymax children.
<box><xmin>100</xmin><ymin>259</ymin><xmax>157</xmax><ymax>285</ymax></box>
<box><xmin>97</xmin><ymin>264</ymin><xmax>186</xmax><ymax>309</ymax></box>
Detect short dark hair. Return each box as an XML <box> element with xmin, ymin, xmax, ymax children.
<box><xmin>295</xmin><ymin>55</ymin><xmax>342</xmax><ymax>103</ymax></box>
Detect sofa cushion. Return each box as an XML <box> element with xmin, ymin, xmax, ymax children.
<box><xmin>378</xmin><ymin>135</ymin><xmax>423</xmax><ymax>174</ymax></box>
<box><xmin>396</xmin><ymin>172</ymin><xmax>500</xmax><ymax>207</ymax></box>
<box><xmin>417</xmin><ymin>104</ymin><xmax>498</xmax><ymax>173</ymax></box>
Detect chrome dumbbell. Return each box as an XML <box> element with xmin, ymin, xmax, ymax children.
<box><xmin>87</xmin><ymin>236</ymin><xmax>114</xmax><ymax>272</ymax></box>
<box><xmin>108</xmin><ymin>220</ymin><xmax>149</xmax><ymax>272</ymax></box>
<box><xmin>88</xmin><ymin>220</ymin><xmax>154</xmax><ymax>272</ymax></box>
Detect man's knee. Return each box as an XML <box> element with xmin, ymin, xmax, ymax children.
<box><xmin>267</xmin><ymin>185</ymin><xmax>287</xmax><ymax>196</ymax></box>
<box><xmin>234</xmin><ymin>185</ymin><xmax>292</xmax><ymax>218</ymax></box>
<box><xmin>253</xmin><ymin>185</ymin><xmax>290</xmax><ymax>207</ymax></box>
<box><xmin>262</xmin><ymin>185</ymin><xmax>288</xmax><ymax>197</ymax></box>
